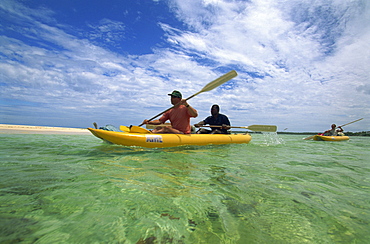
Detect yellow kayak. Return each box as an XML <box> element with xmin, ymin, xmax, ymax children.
<box><xmin>312</xmin><ymin>135</ymin><xmax>350</xmax><ymax>141</ymax></box>
<box><xmin>88</xmin><ymin>128</ymin><xmax>251</xmax><ymax>148</ymax></box>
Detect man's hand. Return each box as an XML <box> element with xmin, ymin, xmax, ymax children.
<box><xmin>221</xmin><ymin>124</ymin><xmax>230</xmax><ymax>130</ymax></box>
<box><xmin>194</xmin><ymin>121</ymin><xmax>205</xmax><ymax>128</ymax></box>
<box><xmin>179</xmin><ymin>99</ymin><xmax>189</xmax><ymax>106</ymax></box>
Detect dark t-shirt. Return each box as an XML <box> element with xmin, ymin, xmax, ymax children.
<box><xmin>203</xmin><ymin>114</ymin><xmax>230</xmax><ymax>134</ymax></box>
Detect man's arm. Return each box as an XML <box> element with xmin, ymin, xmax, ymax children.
<box><xmin>180</xmin><ymin>99</ymin><xmax>198</xmax><ymax>117</ymax></box>
<box><xmin>141</xmin><ymin>119</ymin><xmax>162</xmax><ymax>125</ymax></box>
<box><xmin>194</xmin><ymin>121</ymin><xmax>205</xmax><ymax>128</ymax></box>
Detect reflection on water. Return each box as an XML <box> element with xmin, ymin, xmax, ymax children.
<box><xmin>0</xmin><ymin>134</ymin><xmax>369</xmax><ymax>243</ymax></box>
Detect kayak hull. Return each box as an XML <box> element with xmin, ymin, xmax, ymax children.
<box><xmin>312</xmin><ymin>135</ymin><xmax>350</xmax><ymax>141</ymax></box>
<box><xmin>88</xmin><ymin>128</ymin><xmax>251</xmax><ymax>148</ymax></box>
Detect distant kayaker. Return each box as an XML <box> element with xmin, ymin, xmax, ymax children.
<box><xmin>323</xmin><ymin>124</ymin><xmax>344</xmax><ymax>136</ymax></box>
<box><xmin>141</xmin><ymin>90</ymin><xmax>198</xmax><ymax>134</ymax></box>
<box><xmin>194</xmin><ymin>104</ymin><xmax>231</xmax><ymax>134</ymax></box>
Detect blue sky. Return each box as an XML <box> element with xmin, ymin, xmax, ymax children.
<box><xmin>0</xmin><ymin>0</ymin><xmax>369</xmax><ymax>132</ymax></box>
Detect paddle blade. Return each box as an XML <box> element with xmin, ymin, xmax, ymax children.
<box><xmin>130</xmin><ymin>126</ymin><xmax>152</xmax><ymax>134</ymax></box>
<box><xmin>245</xmin><ymin>125</ymin><xmax>277</xmax><ymax>132</ymax></box>
<box><xmin>119</xmin><ymin>125</ymin><xmax>130</xmax><ymax>132</ymax></box>
<box><xmin>303</xmin><ymin>135</ymin><xmax>315</xmax><ymax>140</ymax></box>
<box><xmin>200</xmin><ymin>70</ymin><xmax>237</xmax><ymax>93</ymax></box>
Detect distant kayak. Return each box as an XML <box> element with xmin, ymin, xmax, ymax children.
<box><xmin>88</xmin><ymin>128</ymin><xmax>251</xmax><ymax>148</ymax></box>
<box><xmin>312</xmin><ymin>135</ymin><xmax>350</xmax><ymax>141</ymax></box>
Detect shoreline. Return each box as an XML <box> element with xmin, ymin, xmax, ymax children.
<box><xmin>0</xmin><ymin>124</ymin><xmax>91</xmax><ymax>135</ymax></box>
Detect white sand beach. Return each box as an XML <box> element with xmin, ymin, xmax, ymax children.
<box><xmin>0</xmin><ymin>124</ymin><xmax>91</xmax><ymax>135</ymax></box>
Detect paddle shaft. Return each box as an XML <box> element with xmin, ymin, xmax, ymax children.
<box><xmin>199</xmin><ymin>124</ymin><xmax>277</xmax><ymax>132</ymax></box>
<box><xmin>339</xmin><ymin>118</ymin><xmax>363</xmax><ymax>127</ymax></box>
<box><xmin>139</xmin><ymin>70</ymin><xmax>237</xmax><ymax>126</ymax></box>
<box><xmin>200</xmin><ymin>125</ymin><xmax>241</xmax><ymax>129</ymax></box>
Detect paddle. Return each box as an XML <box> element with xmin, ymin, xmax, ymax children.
<box><xmin>339</xmin><ymin>118</ymin><xmax>363</xmax><ymax>127</ymax></box>
<box><xmin>138</xmin><ymin>70</ymin><xmax>238</xmax><ymax>127</ymax></box>
<box><xmin>145</xmin><ymin>123</ymin><xmax>172</xmax><ymax>129</ymax></box>
<box><xmin>303</xmin><ymin>135</ymin><xmax>315</xmax><ymax>140</ymax></box>
<box><xmin>200</xmin><ymin>124</ymin><xmax>277</xmax><ymax>132</ymax></box>
<box><xmin>303</xmin><ymin>118</ymin><xmax>363</xmax><ymax>140</ymax></box>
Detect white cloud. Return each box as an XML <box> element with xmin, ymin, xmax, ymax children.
<box><xmin>163</xmin><ymin>0</ymin><xmax>370</xmax><ymax>131</ymax></box>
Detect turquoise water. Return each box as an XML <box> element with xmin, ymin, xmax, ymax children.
<box><xmin>0</xmin><ymin>133</ymin><xmax>369</xmax><ymax>243</ymax></box>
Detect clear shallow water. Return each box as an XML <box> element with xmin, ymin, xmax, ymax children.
<box><xmin>0</xmin><ymin>133</ymin><xmax>369</xmax><ymax>243</ymax></box>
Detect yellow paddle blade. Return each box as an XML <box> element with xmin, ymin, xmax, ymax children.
<box><xmin>243</xmin><ymin>125</ymin><xmax>277</xmax><ymax>132</ymax></box>
<box><xmin>200</xmin><ymin>70</ymin><xmax>237</xmax><ymax>93</ymax></box>
<box><xmin>187</xmin><ymin>70</ymin><xmax>238</xmax><ymax>100</ymax></box>
<box><xmin>119</xmin><ymin>125</ymin><xmax>130</xmax><ymax>132</ymax></box>
<box><xmin>130</xmin><ymin>126</ymin><xmax>152</xmax><ymax>134</ymax></box>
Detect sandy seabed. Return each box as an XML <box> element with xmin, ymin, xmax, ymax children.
<box><xmin>0</xmin><ymin>124</ymin><xmax>91</xmax><ymax>135</ymax></box>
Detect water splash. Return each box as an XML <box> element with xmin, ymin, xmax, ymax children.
<box><xmin>261</xmin><ymin>132</ymin><xmax>285</xmax><ymax>145</ymax></box>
